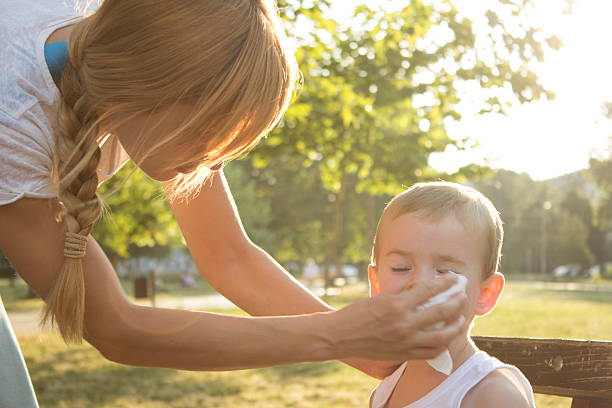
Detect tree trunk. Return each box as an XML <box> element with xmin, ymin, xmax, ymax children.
<box><xmin>324</xmin><ymin>176</ymin><xmax>347</xmax><ymax>296</ymax></box>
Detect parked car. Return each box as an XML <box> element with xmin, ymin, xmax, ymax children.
<box><xmin>552</xmin><ymin>264</ymin><xmax>582</xmax><ymax>279</ymax></box>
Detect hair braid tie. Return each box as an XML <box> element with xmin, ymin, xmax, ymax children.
<box><xmin>64</xmin><ymin>232</ymin><xmax>88</xmax><ymax>259</ymax></box>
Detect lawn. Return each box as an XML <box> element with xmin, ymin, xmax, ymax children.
<box><xmin>14</xmin><ymin>280</ymin><xmax>612</xmax><ymax>407</ymax></box>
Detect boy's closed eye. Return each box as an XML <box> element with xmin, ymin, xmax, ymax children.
<box><xmin>437</xmin><ymin>268</ymin><xmax>464</xmax><ymax>275</ymax></box>
<box><xmin>389</xmin><ymin>267</ymin><xmax>459</xmax><ymax>274</ymax></box>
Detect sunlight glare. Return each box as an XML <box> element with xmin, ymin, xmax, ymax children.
<box><xmin>326</xmin><ymin>1</ymin><xmax>612</xmax><ymax>180</ymax></box>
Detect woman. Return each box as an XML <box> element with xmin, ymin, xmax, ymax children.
<box><xmin>0</xmin><ymin>0</ymin><xmax>466</xmax><ymax>406</ymax></box>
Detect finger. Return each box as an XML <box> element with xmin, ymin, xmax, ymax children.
<box><xmin>403</xmin><ymin>274</ymin><xmax>458</xmax><ymax>307</ymax></box>
<box><xmin>441</xmin><ymin>293</ymin><xmax>469</xmax><ymax>324</ymax></box>
<box><xmin>412</xmin><ymin>292</ymin><xmax>467</xmax><ymax>329</ymax></box>
<box><xmin>434</xmin><ymin>314</ymin><xmax>466</xmax><ymax>344</ymax></box>
<box><xmin>411</xmin><ymin>314</ymin><xmax>466</xmax><ymax>352</ymax></box>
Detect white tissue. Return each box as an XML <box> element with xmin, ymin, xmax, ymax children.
<box><xmin>417</xmin><ymin>273</ymin><xmax>467</xmax><ymax>375</ymax></box>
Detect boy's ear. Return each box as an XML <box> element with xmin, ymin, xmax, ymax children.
<box><xmin>368</xmin><ymin>264</ymin><xmax>380</xmax><ymax>297</ymax></box>
<box><xmin>475</xmin><ymin>272</ymin><xmax>505</xmax><ymax>316</ymax></box>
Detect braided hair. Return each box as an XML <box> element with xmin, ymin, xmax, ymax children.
<box><xmin>43</xmin><ymin>17</ymin><xmax>103</xmax><ymax>343</ymax></box>
<box><xmin>43</xmin><ymin>0</ymin><xmax>299</xmax><ymax>343</ymax></box>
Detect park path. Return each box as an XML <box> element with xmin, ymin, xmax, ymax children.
<box><xmin>8</xmin><ymin>293</ymin><xmax>238</xmax><ymax>335</ymax></box>
<box><xmin>8</xmin><ymin>280</ymin><xmax>612</xmax><ymax>335</ymax></box>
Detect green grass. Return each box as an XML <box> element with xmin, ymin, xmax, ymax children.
<box><xmin>14</xmin><ymin>280</ymin><xmax>612</xmax><ymax>407</ymax></box>
<box><xmin>473</xmin><ymin>282</ymin><xmax>612</xmax><ymax>340</ymax></box>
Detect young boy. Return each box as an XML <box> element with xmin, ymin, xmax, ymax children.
<box><xmin>368</xmin><ymin>182</ymin><xmax>536</xmax><ymax>408</ymax></box>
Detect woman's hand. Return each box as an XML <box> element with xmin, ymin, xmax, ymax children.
<box><xmin>324</xmin><ymin>274</ymin><xmax>467</xmax><ymax>362</ymax></box>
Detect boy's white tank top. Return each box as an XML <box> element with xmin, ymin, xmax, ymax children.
<box><xmin>371</xmin><ymin>351</ymin><xmax>536</xmax><ymax>408</ymax></box>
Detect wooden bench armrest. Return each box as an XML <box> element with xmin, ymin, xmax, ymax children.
<box><xmin>471</xmin><ymin>336</ymin><xmax>612</xmax><ymax>402</ymax></box>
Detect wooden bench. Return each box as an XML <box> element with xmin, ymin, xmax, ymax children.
<box><xmin>472</xmin><ymin>336</ymin><xmax>612</xmax><ymax>407</ymax></box>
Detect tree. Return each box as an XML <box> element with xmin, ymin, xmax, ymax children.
<box><xmin>93</xmin><ymin>163</ymin><xmax>183</xmax><ymax>263</ymax></box>
<box><xmin>590</xmin><ymin>157</ymin><xmax>612</xmax><ymax>228</ymax></box>
<box><xmin>252</xmin><ymin>0</ymin><xmax>562</xmax><ymax>279</ymax></box>
<box><xmin>588</xmin><ymin>104</ymin><xmax>612</xmax><ymax>266</ymax></box>
<box><xmin>471</xmin><ymin>168</ymin><xmax>603</xmax><ymax>274</ymax></box>
<box><xmin>560</xmin><ymin>185</ymin><xmax>604</xmax><ymax>265</ymax></box>
<box><xmin>472</xmin><ymin>169</ymin><xmax>542</xmax><ymax>274</ymax></box>
<box><xmin>223</xmin><ymin>160</ymin><xmax>277</xmax><ymax>252</ymax></box>
<box><xmin>234</xmin><ymin>151</ymin><xmax>335</xmax><ymax>265</ymax></box>
<box><xmin>551</xmin><ymin>213</ymin><xmax>595</xmax><ymax>268</ymax></box>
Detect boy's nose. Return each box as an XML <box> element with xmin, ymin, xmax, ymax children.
<box><xmin>405</xmin><ymin>266</ymin><xmax>435</xmax><ymax>289</ymax></box>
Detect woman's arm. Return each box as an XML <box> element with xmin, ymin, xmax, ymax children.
<box><xmin>166</xmin><ymin>171</ymin><xmax>464</xmax><ymax>376</ymax></box>
<box><xmin>165</xmin><ymin>171</ymin><xmax>331</xmax><ymax>317</ymax></box>
<box><xmin>167</xmin><ymin>171</ymin><xmax>390</xmax><ymax>376</ymax></box>
<box><xmin>0</xmin><ymin>195</ymin><xmax>465</xmax><ymax>371</ymax></box>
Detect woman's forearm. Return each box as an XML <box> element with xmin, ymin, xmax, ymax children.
<box><xmin>168</xmin><ymin>172</ymin><xmax>333</xmax><ymax>317</ymax></box>
<box><xmin>208</xmin><ymin>244</ymin><xmax>333</xmax><ymax>316</ymax></box>
<box><xmin>88</xmin><ymin>303</ymin><xmax>337</xmax><ymax>370</ymax></box>
<box><xmin>88</xmin><ymin>275</ymin><xmax>466</xmax><ymax>372</ymax></box>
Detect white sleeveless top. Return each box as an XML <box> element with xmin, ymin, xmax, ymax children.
<box><xmin>0</xmin><ymin>1</ymin><xmax>126</xmax><ymax>406</ymax></box>
<box><xmin>0</xmin><ymin>0</ymin><xmax>129</xmax><ymax>206</ymax></box>
<box><xmin>371</xmin><ymin>351</ymin><xmax>536</xmax><ymax>408</ymax></box>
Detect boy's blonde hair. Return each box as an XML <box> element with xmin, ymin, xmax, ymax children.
<box><xmin>371</xmin><ymin>182</ymin><xmax>503</xmax><ymax>278</ymax></box>
<box><xmin>44</xmin><ymin>0</ymin><xmax>299</xmax><ymax>343</ymax></box>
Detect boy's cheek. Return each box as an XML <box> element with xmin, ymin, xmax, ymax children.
<box><xmin>462</xmin><ymin>283</ymin><xmax>482</xmax><ymax>318</ymax></box>
<box><xmin>377</xmin><ymin>275</ymin><xmax>409</xmax><ymax>295</ymax></box>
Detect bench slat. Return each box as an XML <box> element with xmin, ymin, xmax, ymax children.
<box><xmin>571</xmin><ymin>398</ymin><xmax>612</xmax><ymax>408</ymax></box>
<box><xmin>472</xmin><ymin>336</ymin><xmax>612</xmax><ymax>401</ymax></box>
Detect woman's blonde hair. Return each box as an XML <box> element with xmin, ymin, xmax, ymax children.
<box><xmin>371</xmin><ymin>182</ymin><xmax>504</xmax><ymax>279</ymax></box>
<box><xmin>44</xmin><ymin>0</ymin><xmax>300</xmax><ymax>343</ymax></box>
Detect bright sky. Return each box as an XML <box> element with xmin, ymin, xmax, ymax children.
<box><xmin>329</xmin><ymin>0</ymin><xmax>612</xmax><ymax>180</ymax></box>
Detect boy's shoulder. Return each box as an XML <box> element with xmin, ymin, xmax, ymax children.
<box><xmin>461</xmin><ymin>367</ymin><xmax>532</xmax><ymax>408</ymax></box>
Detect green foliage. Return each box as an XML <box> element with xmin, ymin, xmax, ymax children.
<box><xmin>558</xmin><ymin>186</ymin><xmax>604</xmax><ymax>265</ymax></box>
<box><xmin>231</xmin><ymin>152</ymin><xmax>334</xmax><ymax>263</ymax></box>
<box><xmin>269</xmin><ymin>0</ymin><xmax>560</xmax><ymax>191</ymax></box>
<box><xmin>223</xmin><ymin>161</ymin><xmax>276</xmax><ymax>251</ymax></box>
<box><xmin>472</xmin><ymin>170</ymin><xmax>544</xmax><ymax>274</ymax></box>
<box><xmin>551</xmin><ymin>213</ymin><xmax>595</xmax><ymax>267</ymax></box>
<box><xmin>587</xmin><ymin>112</ymin><xmax>612</xmax><ymax>265</ymax></box>
<box><xmin>245</xmin><ymin>0</ymin><xmax>562</xmax><ymax>269</ymax></box>
<box><xmin>603</xmin><ymin>264</ymin><xmax>612</xmax><ymax>280</ymax></box>
<box><xmin>93</xmin><ymin>163</ymin><xmax>182</xmax><ymax>261</ymax></box>
<box><xmin>472</xmin><ymin>169</ymin><xmax>602</xmax><ymax>275</ymax></box>
<box><xmin>89</xmin><ymin>1</ymin><xmax>567</xmax><ymax>272</ymax></box>
<box><xmin>589</xmin><ymin>154</ymin><xmax>612</xmax><ymax>231</ymax></box>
